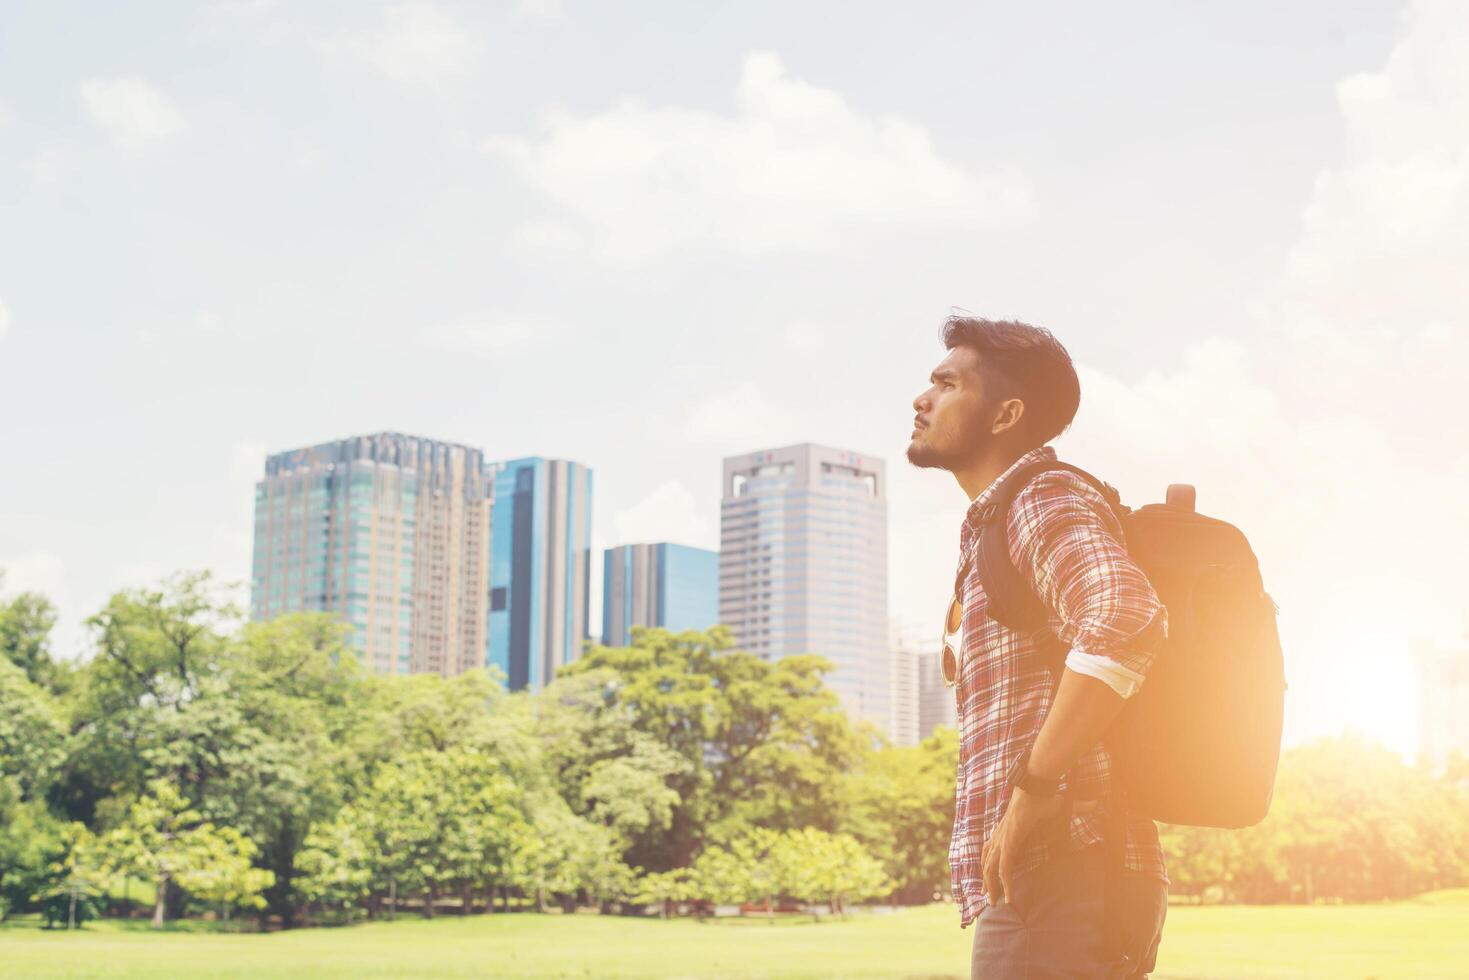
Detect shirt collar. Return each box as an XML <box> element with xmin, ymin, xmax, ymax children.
<box><xmin>961</xmin><ymin>446</ymin><xmax>1057</xmax><ymax>545</ymax></box>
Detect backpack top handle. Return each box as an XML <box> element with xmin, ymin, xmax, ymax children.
<box><xmin>1166</xmin><ymin>484</ymin><xmax>1196</xmax><ymax>512</ymax></box>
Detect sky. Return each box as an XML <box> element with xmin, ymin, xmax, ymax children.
<box><xmin>2</xmin><ymin>0</ymin><xmax>1466</xmax><ymax>758</ymax></box>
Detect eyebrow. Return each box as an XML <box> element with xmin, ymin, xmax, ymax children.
<box><xmin>930</xmin><ymin>368</ymin><xmax>958</xmax><ymax>384</ymax></box>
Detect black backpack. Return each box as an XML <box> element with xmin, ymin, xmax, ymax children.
<box><xmin>978</xmin><ymin>460</ymin><xmax>1286</xmax><ymax>829</ymax></box>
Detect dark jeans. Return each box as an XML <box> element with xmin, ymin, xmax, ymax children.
<box><xmin>971</xmin><ymin>844</ymin><xmax>1168</xmax><ymax>979</ymax></box>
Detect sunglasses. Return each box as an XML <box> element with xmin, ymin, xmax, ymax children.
<box><xmin>941</xmin><ymin>591</ymin><xmax>964</xmax><ymax>687</ymax></box>
<box><xmin>941</xmin><ymin>553</ymin><xmax>974</xmax><ymax>688</ymax></box>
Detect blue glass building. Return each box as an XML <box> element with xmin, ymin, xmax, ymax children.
<box><xmin>601</xmin><ymin>543</ymin><xmax>719</xmax><ymax>647</ymax></box>
<box><xmin>488</xmin><ymin>457</ymin><xmax>593</xmax><ymax>691</ymax></box>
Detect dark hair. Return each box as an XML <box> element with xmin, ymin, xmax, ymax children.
<box><xmin>940</xmin><ymin>316</ymin><xmax>1080</xmax><ymax>448</ymax></box>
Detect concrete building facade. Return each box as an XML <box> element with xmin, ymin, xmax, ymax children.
<box><xmin>917</xmin><ymin>646</ymin><xmax>959</xmax><ymax>740</ymax></box>
<box><xmin>719</xmin><ymin>443</ymin><xmax>890</xmax><ymax>731</ymax></box>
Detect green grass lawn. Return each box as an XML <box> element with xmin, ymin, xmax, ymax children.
<box><xmin>3</xmin><ymin>897</ymin><xmax>1468</xmax><ymax>979</ymax></box>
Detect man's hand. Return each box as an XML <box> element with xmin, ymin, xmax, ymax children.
<box><xmin>981</xmin><ymin>787</ymin><xmax>1066</xmax><ymax>906</ymax></box>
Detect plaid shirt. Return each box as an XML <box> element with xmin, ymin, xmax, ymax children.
<box><xmin>949</xmin><ymin>446</ymin><xmax>1169</xmax><ymax>928</ymax></box>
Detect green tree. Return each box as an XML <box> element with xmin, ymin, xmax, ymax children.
<box><xmin>840</xmin><ymin>726</ymin><xmax>957</xmax><ymax>903</ymax></box>
<box><xmin>0</xmin><ymin>786</ymin><xmax>66</xmax><ymax>921</ymax></box>
<box><xmin>296</xmin><ymin>813</ymin><xmax>374</xmax><ymax>920</ymax></box>
<box><xmin>0</xmin><ymin>659</ymin><xmax>68</xmax><ymax>801</ymax></box>
<box><xmin>0</xmin><ymin>572</ymin><xmax>67</xmax><ymax>693</ymax></box>
<box><xmin>34</xmin><ymin>823</ymin><xmax>103</xmax><ymax>929</ymax></box>
<box><xmin>631</xmin><ymin>867</ymin><xmax>695</xmax><ymax>918</ymax></box>
<box><xmin>61</xmin><ymin>572</ymin><xmax>237</xmax><ymax>826</ymax></box>
<box><xmin>67</xmin><ymin>581</ymin><xmax>362</xmax><ymax>927</ymax></box>
<box><xmin>535</xmin><ymin>668</ymin><xmax>689</xmax><ymax>847</ymax></box>
<box><xmin>93</xmin><ymin>779</ymin><xmax>273</xmax><ymax>928</ymax></box>
<box><xmin>790</xmin><ymin>829</ymin><xmax>890</xmax><ymax>917</ymax></box>
<box><xmin>559</xmin><ymin>627</ymin><xmax>862</xmax><ymax>871</ymax></box>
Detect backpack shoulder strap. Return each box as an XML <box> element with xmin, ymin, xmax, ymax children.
<box><xmin>977</xmin><ymin>459</ymin><xmax>1127</xmax><ymax>634</ymax></box>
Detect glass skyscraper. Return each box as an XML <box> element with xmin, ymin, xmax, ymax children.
<box><xmin>602</xmin><ymin>542</ymin><xmax>719</xmax><ymax>647</ymax></box>
<box><xmin>250</xmin><ymin>433</ymin><xmax>492</xmax><ymax>676</ymax></box>
<box><xmin>719</xmin><ymin>443</ymin><xmax>890</xmax><ymax>733</ymax></box>
<box><xmin>488</xmin><ymin>457</ymin><xmax>593</xmax><ymax>691</ymax></box>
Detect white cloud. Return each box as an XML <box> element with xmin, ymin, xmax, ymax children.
<box><xmin>290</xmin><ymin>141</ymin><xmax>327</xmax><ymax>174</ymax></box>
<box><xmin>677</xmin><ymin>382</ymin><xmax>787</xmax><ymax>451</ymax></box>
<box><xmin>613</xmin><ymin>481</ymin><xmax>715</xmax><ymax>550</ymax></box>
<box><xmin>1059</xmin><ymin>0</ymin><xmax>1469</xmax><ymax>757</ymax></box>
<box><xmin>1285</xmin><ymin>0</ymin><xmax>1469</xmax><ymax>328</ymax></box>
<box><xmin>196</xmin><ymin>310</ymin><xmax>226</xmax><ymax>335</ymax></box>
<box><xmin>782</xmin><ymin>318</ymin><xmax>830</xmax><ymax>353</ymax></box>
<box><xmin>0</xmin><ymin>551</ymin><xmax>68</xmax><ymax>604</ymax></box>
<box><xmin>0</xmin><ymin>298</ymin><xmax>10</xmax><ymax>340</ymax></box>
<box><xmin>426</xmin><ymin>318</ymin><xmax>551</xmax><ymax>357</ymax></box>
<box><xmin>321</xmin><ymin>3</ymin><xmax>482</xmax><ymax>90</ymax></box>
<box><xmin>515</xmin><ymin>0</ymin><xmax>565</xmax><ymax>24</ymax></box>
<box><xmin>231</xmin><ymin>440</ymin><xmax>269</xmax><ymax>485</ymax></box>
<box><xmin>483</xmin><ymin>51</ymin><xmax>1031</xmax><ymax>262</ymax></box>
<box><xmin>78</xmin><ymin>77</ymin><xmax>186</xmax><ymax>152</ymax></box>
<box><xmin>24</xmin><ymin>147</ymin><xmax>69</xmax><ymax>186</ymax></box>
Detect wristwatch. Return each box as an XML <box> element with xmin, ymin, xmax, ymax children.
<box><xmin>1006</xmin><ymin>745</ymin><xmax>1063</xmax><ymax>798</ymax></box>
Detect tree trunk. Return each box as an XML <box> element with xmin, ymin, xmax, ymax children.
<box><xmin>68</xmin><ymin>888</ymin><xmax>77</xmax><ymax>930</ymax></box>
<box><xmin>152</xmin><ymin>876</ymin><xmax>167</xmax><ymax>929</ymax></box>
<box><xmin>423</xmin><ymin>883</ymin><xmax>437</xmax><ymax>919</ymax></box>
<box><xmin>460</xmin><ymin>881</ymin><xmax>474</xmax><ymax>915</ymax></box>
<box><xmin>482</xmin><ymin>883</ymin><xmax>494</xmax><ymax>915</ymax></box>
<box><xmin>389</xmin><ymin>878</ymin><xmax>397</xmax><ymax>921</ymax></box>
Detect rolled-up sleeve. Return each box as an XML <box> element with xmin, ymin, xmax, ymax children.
<box><xmin>1006</xmin><ymin>472</ymin><xmax>1167</xmax><ymax>683</ymax></box>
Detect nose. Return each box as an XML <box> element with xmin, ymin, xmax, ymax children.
<box><xmin>913</xmin><ymin>390</ymin><xmax>930</xmax><ymax>414</ymax></box>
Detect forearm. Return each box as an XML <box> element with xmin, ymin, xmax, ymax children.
<box><xmin>1027</xmin><ymin>667</ymin><xmax>1128</xmax><ymax>783</ymax></box>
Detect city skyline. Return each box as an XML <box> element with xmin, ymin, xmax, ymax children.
<box><xmin>246</xmin><ymin>430</ymin><xmax>916</xmax><ymax>739</ymax></box>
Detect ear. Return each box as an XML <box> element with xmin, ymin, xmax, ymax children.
<box><xmin>990</xmin><ymin>397</ymin><xmax>1026</xmax><ymax>436</ymax></box>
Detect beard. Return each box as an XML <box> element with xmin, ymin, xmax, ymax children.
<box><xmin>906</xmin><ymin>423</ymin><xmax>990</xmax><ymax>471</ymax></box>
<box><xmin>905</xmin><ymin>438</ymin><xmax>949</xmax><ymax>469</ymax></box>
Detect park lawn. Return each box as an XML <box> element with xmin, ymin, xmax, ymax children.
<box><xmin>3</xmin><ymin>899</ymin><xmax>1469</xmax><ymax>979</ymax></box>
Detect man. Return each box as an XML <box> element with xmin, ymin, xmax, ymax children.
<box><xmin>907</xmin><ymin>317</ymin><xmax>1170</xmax><ymax>978</ymax></box>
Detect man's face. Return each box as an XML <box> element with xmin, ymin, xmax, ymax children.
<box><xmin>907</xmin><ymin>346</ymin><xmax>992</xmax><ymax>470</ymax></box>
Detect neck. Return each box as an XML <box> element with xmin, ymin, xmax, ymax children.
<box><xmin>953</xmin><ymin>444</ymin><xmax>1030</xmax><ymax>501</ymax></box>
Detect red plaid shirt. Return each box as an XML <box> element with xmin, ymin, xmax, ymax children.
<box><xmin>949</xmin><ymin>447</ymin><xmax>1169</xmax><ymax>927</ymax></box>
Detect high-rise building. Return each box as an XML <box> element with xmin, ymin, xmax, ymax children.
<box><xmin>917</xmin><ymin>646</ymin><xmax>958</xmax><ymax>740</ymax></box>
<box><xmin>720</xmin><ymin>443</ymin><xmax>889</xmax><ymax>730</ymax></box>
<box><xmin>881</xmin><ymin>628</ymin><xmax>928</xmax><ymax>743</ymax></box>
<box><xmin>250</xmin><ymin>433</ymin><xmax>492</xmax><ymax>676</ymax></box>
<box><xmin>889</xmin><ymin>640</ymin><xmax>921</xmax><ymax>748</ymax></box>
<box><xmin>488</xmin><ymin>457</ymin><xmax>593</xmax><ymax>691</ymax></box>
<box><xmin>1419</xmin><ymin>641</ymin><xmax>1469</xmax><ymax>771</ymax></box>
<box><xmin>602</xmin><ymin>543</ymin><xmax>719</xmax><ymax>647</ymax></box>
